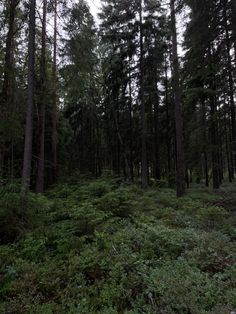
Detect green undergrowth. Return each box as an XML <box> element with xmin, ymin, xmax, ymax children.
<box><xmin>0</xmin><ymin>178</ymin><xmax>236</xmax><ymax>313</ymax></box>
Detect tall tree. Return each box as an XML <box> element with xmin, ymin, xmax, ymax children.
<box><xmin>22</xmin><ymin>0</ymin><xmax>36</xmax><ymax>188</ymax></box>
<box><xmin>0</xmin><ymin>0</ymin><xmax>20</xmax><ymax>178</ymax></box>
<box><xmin>61</xmin><ymin>0</ymin><xmax>100</xmax><ymax>176</ymax></box>
<box><xmin>170</xmin><ymin>0</ymin><xmax>185</xmax><ymax>196</ymax></box>
<box><xmin>36</xmin><ymin>0</ymin><xmax>47</xmax><ymax>193</ymax></box>
<box><xmin>52</xmin><ymin>0</ymin><xmax>58</xmax><ymax>181</ymax></box>
<box><xmin>139</xmin><ymin>0</ymin><xmax>148</xmax><ymax>187</ymax></box>
<box><xmin>223</xmin><ymin>0</ymin><xmax>236</xmax><ymax>177</ymax></box>
<box><xmin>231</xmin><ymin>0</ymin><xmax>236</xmax><ymax>66</ymax></box>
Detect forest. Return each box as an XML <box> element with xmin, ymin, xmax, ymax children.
<box><xmin>0</xmin><ymin>0</ymin><xmax>236</xmax><ymax>313</ymax></box>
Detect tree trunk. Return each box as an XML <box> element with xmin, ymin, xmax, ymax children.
<box><xmin>223</xmin><ymin>1</ymin><xmax>236</xmax><ymax>175</ymax></box>
<box><xmin>210</xmin><ymin>95</ymin><xmax>220</xmax><ymax>189</ymax></box>
<box><xmin>22</xmin><ymin>0</ymin><xmax>36</xmax><ymax>189</ymax></box>
<box><xmin>185</xmin><ymin>168</ymin><xmax>190</xmax><ymax>189</ymax></box>
<box><xmin>218</xmin><ymin>144</ymin><xmax>224</xmax><ymax>184</ymax></box>
<box><xmin>36</xmin><ymin>0</ymin><xmax>47</xmax><ymax>193</ymax></box>
<box><xmin>204</xmin><ymin>152</ymin><xmax>209</xmax><ymax>187</ymax></box>
<box><xmin>154</xmin><ymin>92</ymin><xmax>161</xmax><ymax>180</ymax></box>
<box><xmin>1</xmin><ymin>0</ymin><xmax>17</xmax><ymax>109</ymax></box>
<box><xmin>139</xmin><ymin>0</ymin><xmax>148</xmax><ymax>188</ymax></box>
<box><xmin>128</xmin><ymin>57</ymin><xmax>134</xmax><ymax>181</ymax></box>
<box><xmin>208</xmin><ymin>45</ymin><xmax>220</xmax><ymax>189</ymax></box>
<box><xmin>0</xmin><ymin>0</ymin><xmax>19</xmax><ymax>178</ymax></box>
<box><xmin>52</xmin><ymin>0</ymin><xmax>58</xmax><ymax>181</ymax></box>
<box><xmin>231</xmin><ymin>0</ymin><xmax>236</xmax><ymax>66</ymax></box>
<box><xmin>113</xmin><ymin>107</ymin><xmax>132</xmax><ymax>181</ymax></box>
<box><xmin>224</xmin><ymin>107</ymin><xmax>233</xmax><ymax>182</ymax></box>
<box><xmin>201</xmin><ymin>99</ymin><xmax>209</xmax><ymax>187</ymax></box>
<box><xmin>170</xmin><ymin>0</ymin><xmax>185</xmax><ymax>197</ymax></box>
<box><xmin>164</xmin><ymin>54</ymin><xmax>172</xmax><ymax>184</ymax></box>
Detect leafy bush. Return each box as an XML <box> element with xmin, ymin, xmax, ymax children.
<box><xmin>96</xmin><ymin>189</ymin><xmax>134</xmax><ymax>217</ymax></box>
<box><xmin>196</xmin><ymin>205</ymin><xmax>229</xmax><ymax>229</ymax></box>
<box><xmin>145</xmin><ymin>260</ymin><xmax>224</xmax><ymax>313</ymax></box>
<box><xmin>0</xmin><ymin>184</ymin><xmax>49</xmax><ymax>244</ymax></box>
<box><xmin>85</xmin><ymin>180</ymin><xmax>114</xmax><ymax>197</ymax></box>
<box><xmin>184</xmin><ymin>232</ymin><xmax>236</xmax><ymax>273</ymax></box>
<box><xmin>67</xmin><ymin>201</ymin><xmax>110</xmax><ymax>235</ymax></box>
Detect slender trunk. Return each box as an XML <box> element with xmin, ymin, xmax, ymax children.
<box><xmin>164</xmin><ymin>54</ymin><xmax>171</xmax><ymax>183</ymax></box>
<box><xmin>52</xmin><ymin>0</ymin><xmax>58</xmax><ymax>181</ymax></box>
<box><xmin>1</xmin><ymin>0</ymin><xmax>17</xmax><ymax>107</ymax></box>
<box><xmin>117</xmin><ymin>138</ymin><xmax>121</xmax><ymax>175</ymax></box>
<box><xmin>219</xmin><ymin>144</ymin><xmax>224</xmax><ymax>183</ymax></box>
<box><xmin>185</xmin><ymin>169</ymin><xmax>190</xmax><ymax>189</ymax></box>
<box><xmin>208</xmin><ymin>46</ymin><xmax>220</xmax><ymax>189</ymax></box>
<box><xmin>128</xmin><ymin>57</ymin><xmax>134</xmax><ymax>181</ymax></box>
<box><xmin>210</xmin><ymin>96</ymin><xmax>220</xmax><ymax>189</ymax></box>
<box><xmin>36</xmin><ymin>0</ymin><xmax>47</xmax><ymax>193</ymax></box>
<box><xmin>201</xmin><ymin>100</ymin><xmax>209</xmax><ymax>187</ymax></box>
<box><xmin>190</xmin><ymin>169</ymin><xmax>193</xmax><ymax>183</ymax></box>
<box><xmin>224</xmin><ymin>109</ymin><xmax>233</xmax><ymax>182</ymax></box>
<box><xmin>170</xmin><ymin>0</ymin><xmax>185</xmax><ymax>197</ymax></box>
<box><xmin>22</xmin><ymin>0</ymin><xmax>36</xmax><ymax>189</ymax></box>
<box><xmin>231</xmin><ymin>0</ymin><xmax>236</xmax><ymax>66</ymax></box>
<box><xmin>204</xmin><ymin>152</ymin><xmax>209</xmax><ymax>187</ymax></box>
<box><xmin>1</xmin><ymin>0</ymin><xmax>18</xmax><ymax>178</ymax></box>
<box><xmin>113</xmin><ymin>109</ymin><xmax>132</xmax><ymax>181</ymax></box>
<box><xmin>154</xmin><ymin>93</ymin><xmax>161</xmax><ymax>180</ymax></box>
<box><xmin>223</xmin><ymin>1</ymin><xmax>236</xmax><ymax>174</ymax></box>
<box><xmin>139</xmin><ymin>0</ymin><xmax>148</xmax><ymax>188</ymax></box>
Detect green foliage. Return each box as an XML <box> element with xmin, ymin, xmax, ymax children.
<box><xmin>78</xmin><ymin>179</ymin><xmax>114</xmax><ymax>198</ymax></box>
<box><xmin>96</xmin><ymin>188</ymin><xmax>134</xmax><ymax>217</ymax></box>
<box><xmin>196</xmin><ymin>206</ymin><xmax>228</xmax><ymax>229</ymax></box>
<box><xmin>0</xmin><ymin>183</ymin><xmax>50</xmax><ymax>244</ymax></box>
<box><xmin>67</xmin><ymin>201</ymin><xmax>109</xmax><ymax>235</ymax></box>
<box><xmin>145</xmin><ymin>260</ymin><xmax>224</xmax><ymax>313</ymax></box>
<box><xmin>0</xmin><ymin>178</ymin><xmax>236</xmax><ymax>313</ymax></box>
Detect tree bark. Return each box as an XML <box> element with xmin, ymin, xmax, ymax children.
<box><xmin>201</xmin><ymin>99</ymin><xmax>209</xmax><ymax>187</ymax></box>
<box><xmin>231</xmin><ymin>0</ymin><xmax>236</xmax><ymax>66</ymax></box>
<box><xmin>0</xmin><ymin>0</ymin><xmax>19</xmax><ymax>178</ymax></box>
<box><xmin>128</xmin><ymin>57</ymin><xmax>134</xmax><ymax>181</ymax></box>
<box><xmin>36</xmin><ymin>0</ymin><xmax>47</xmax><ymax>193</ymax></box>
<box><xmin>52</xmin><ymin>0</ymin><xmax>58</xmax><ymax>181</ymax></box>
<box><xmin>153</xmin><ymin>91</ymin><xmax>161</xmax><ymax>180</ymax></box>
<box><xmin>170</xmin><ymin>0</ymin><xmax>185</xmax><ymax>197</ymax></box>
<box><xmin>139</xmin><ymin>0</ymin><xmax>148</xmax><ymax>188</ymax></box>
<box><xmin>224</xmin><ymin>109</ymin><xmax>233</xmax><ymax>182</ymax></box>
<box><xmin>223</xmin><ymin>1</ymin><xmax>236</xmax><ymax>175</ymax></box>
<box><xmin>164</xmin><ymin>54</ymin><xmax>172</xmax><ymax>184</ymax></box>
<box><xmin>22</xmin><ymin>0</ymin><xmax>36</xmax><ymax>189</ymax></box>
<box><xmin>1</xmin><ymin>0</ymin><xmax>18</xmax><ymax>109</ymax></box>
<box><xmin>204</xmin><ymin>152</ymin><xmax>209</xmax><ymax>187</ymax></box>
<box><xmin>210</xmin><ymin>95</ymin><xmax>220</xmax><ymax>189</ymax></box>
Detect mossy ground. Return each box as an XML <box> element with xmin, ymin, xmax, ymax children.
<box><xmin>0</xmin><ymin>178</ymin><xmax>236</xmax><ymax>313</ymax></box>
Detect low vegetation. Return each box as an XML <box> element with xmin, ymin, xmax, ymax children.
<box><xmin>0</xmin><ymin>178</ymin><xmax>236</xmax><ymax>313</ymax></box>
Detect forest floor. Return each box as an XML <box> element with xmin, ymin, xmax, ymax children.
<box><xmin>0</xmin><ymin>177</ymin><xmax>236</xmax><ymax>314</ymax></box>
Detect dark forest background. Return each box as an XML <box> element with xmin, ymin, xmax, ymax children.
<box><xmin>0</xmin><ymin>0</ymin><xmax>236</xmax><ymax>195</ymax></box>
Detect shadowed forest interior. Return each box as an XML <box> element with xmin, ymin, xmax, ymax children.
<box><xmin>0</xmin><ymin>0</ymin><xmax>236</xmax><ymax>313</ymax></box>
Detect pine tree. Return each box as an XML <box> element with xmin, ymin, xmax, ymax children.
<box><xmin>52</xmin><ymin>0</ymin><xmax>58</xmax><ymax>181</ymax></box>
<box><xmin>139</xmin><ymin>0</ymin><xmax>148</xmax><ymax>187</ymax></box>
<box><xmin>170</xmin><ymin>0</ymin><xmax>185</xmax><ymax>197</ymax></box>
<box><xmin>36</xmin><ymin>0</ymin><xmax>47</xmax><ymax>193</ymax></box>
<box><xmin>22</xmin><ymin>0</ymin><xmax>36</xmax><ymax>188</ymax></box>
